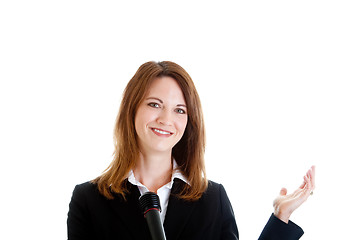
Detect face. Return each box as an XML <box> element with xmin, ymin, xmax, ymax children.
<box><xmin>135</xmin><ymin>76</ymin><xmax>188</xmax><ymax>156</ymax></box>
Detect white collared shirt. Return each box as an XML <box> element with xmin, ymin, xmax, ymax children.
<box><xmin>127</xmin><ymin>160</ymin><xmax>188</xmax><ymax>224</ymax></box>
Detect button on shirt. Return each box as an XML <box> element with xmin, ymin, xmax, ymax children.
<box><xmin>127</xmin><ymin>160</ymin><xmax>188</xmax><ymax>224</ymax></box>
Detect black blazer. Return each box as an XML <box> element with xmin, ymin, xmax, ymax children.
<box><xmin>67</xmin><ymin>179</ymin><xmax>304</xmax><ymax>240</ymax></box>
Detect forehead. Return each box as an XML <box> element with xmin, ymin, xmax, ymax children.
<box><xmin>145</xmin><ymin>76</ymin><xmax>185</xmax><ymax>102</ymax></box>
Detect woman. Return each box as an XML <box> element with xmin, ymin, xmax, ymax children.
<box><xmin>67</xmin><ymin>61</ymin><xmax>315</xmax><ymax>240</ymax></box>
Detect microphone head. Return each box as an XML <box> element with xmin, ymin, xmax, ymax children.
<box><xmin>139</xmin><ymin>192</ymin><xmax>162</xmax><ymax>213</ymax></box>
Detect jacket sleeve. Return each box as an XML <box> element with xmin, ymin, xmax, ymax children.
<box><xmin>258</xmin><ymin>213</ymin><xmax>304</xmax><ymax>240</ymax></box>
<box><xmin>219</xmin><ymin>184</ymin><xmax>240</xmax><ymax>240</ymax></box>
<box><xmin>67</xmin><ymin>184</ymin><xmax>96</xmax><ymax>240</ymax></box>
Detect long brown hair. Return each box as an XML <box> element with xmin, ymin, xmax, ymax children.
<box><xmin>92</xmin><ymin>61</ymin><xmax>207</xmax><ymax>200</ymax></box>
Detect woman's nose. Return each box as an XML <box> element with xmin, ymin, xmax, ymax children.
<box><xmin>157</xmin><ymin>109</ymin><xmax>172</xmax><ymax>126</ymax></box>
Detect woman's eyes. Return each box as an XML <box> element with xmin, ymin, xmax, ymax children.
<box><xmin>147</xmin><ymin>103</ymin><xmax>186</xmax><ymax>114</ymax></box>
<box><xmin>175</xmin><ymin>108</ymin><xmax>186</xmax><ymax>114</ymax></box>
<box><xmin>148</xmin><ymin>102</ymin><xmax>160</xmax><ymax>108</ymax></box>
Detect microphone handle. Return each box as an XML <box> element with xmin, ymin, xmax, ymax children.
<box><xmin>145</xmin><ymin>209</ymin><xmax>167</xmax><ymax>240</ymax></box>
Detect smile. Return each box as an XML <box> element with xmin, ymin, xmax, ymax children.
<box><xmin>151</xmin><ymin>128</ymin><xmax>173</xmax><ymax>136</ymax></box>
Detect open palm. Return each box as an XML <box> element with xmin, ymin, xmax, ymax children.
<box><xmin>273</xmin><ymin>166</ymin><xmax>316</xmax><ymax>223</ymax></box>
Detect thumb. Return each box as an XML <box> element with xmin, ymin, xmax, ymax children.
<box><xmin>280</xmin><ymin>188</ymin><xmax>287</xmax><ymax>196</ymax></box>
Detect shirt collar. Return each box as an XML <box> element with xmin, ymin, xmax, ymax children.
<box><xmin>127</xmin><ymin>159</ymin><xmax>189</xmax><ymax>190</ymax></box>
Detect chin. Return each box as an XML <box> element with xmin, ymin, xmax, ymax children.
<box><xmin>150</xmin><ymin>144</ymin><xmax>176</xmax><ymax>154</ymax></box>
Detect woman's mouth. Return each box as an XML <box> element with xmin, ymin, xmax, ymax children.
<box><xmin>151</xmin><ymin>128</ymin><xmax>173</xmax><ymax>136</ymax></box>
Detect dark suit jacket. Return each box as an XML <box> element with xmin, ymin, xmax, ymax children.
<box><xmin>67</xmin><ymin>179</ymin><xmax>304</xmax><ymax>240</ymax></box>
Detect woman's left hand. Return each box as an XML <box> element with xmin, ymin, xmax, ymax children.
<box><xmin>273</xmin><ymin>166</ymin><xmax>316</xmax><ymax>223</ymax></box>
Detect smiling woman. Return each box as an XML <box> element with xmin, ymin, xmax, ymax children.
<box><xmin>67</xmin><ymin>61</ymin><xmax>315</xmax><ymax>240</ymax></box>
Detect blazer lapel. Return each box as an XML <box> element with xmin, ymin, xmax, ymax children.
<box><xmin>109</xmin><ymin>181</ymin><xmax>150</xmax><ymax>239</ymax></box>
<box><xmin>163</xmin><ymin>179</ymin><xmax>197</xmax><ymax>240</ymax></box>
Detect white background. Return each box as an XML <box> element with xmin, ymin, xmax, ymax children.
<box><xmin>1</xmin><ymin>1</ymin><xmax>359</xmax><ymax>239</ymax></box>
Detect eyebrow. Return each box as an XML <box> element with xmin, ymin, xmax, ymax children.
<box><xmin>145</xmin><ymin>97</ymin><xmax>187</xmax><ymax>108</ymax></box>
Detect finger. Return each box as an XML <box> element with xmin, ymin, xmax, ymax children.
<box><xmin>310</xmin><ymin>165</ymin><xmax>316</xmax><ymax>190</ymax></box>
<box><xmin>302</xmin><ymin>166</ymin><xmax>315</xmax><ymax>189</ymax></box>
<box><xmin>292</xmin><ymin>176</ymin><xmax>311</xmax><ymax>200</ymax></box>
<box><xmin>304</xmin><ymin>174</ymin><xmax>312</xmax><ymax>194</ymax></box>
<box><xmin>294</xmin><ymin>178</ymin><xmax>308</xmax><ymax>196</ymax></box>
<box><xmin>280</xmin><ymin>188</ymin><xmax>287</xmax><ymax>196</ymax></box>
<box><xmin>306</xmin><ymin>167</ymin><xmax>315</xmax><ymax>192</ymax></box>
<box><xmin>299</xmin><ymin>179</ymin><xmax>306</xmax><ymax>189</ymax></box>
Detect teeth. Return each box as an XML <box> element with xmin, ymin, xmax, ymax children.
<box><xmin>153</xmin><ymin>128</ymin><xmax>171</xmax><ymax>135</ymax></box>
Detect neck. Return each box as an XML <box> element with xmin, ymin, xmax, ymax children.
<box><xmin>133</xmin><ymin>151</ymin><xmax>173</xmax><ymax>193</ymax></box>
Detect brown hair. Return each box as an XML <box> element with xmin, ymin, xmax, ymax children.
<box><xmin>92</xmin><ymin>61</ymin><xmax>207</xmax><ymax>201</ymax></box>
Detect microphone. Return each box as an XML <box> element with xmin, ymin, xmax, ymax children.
<box><xmin>139</xmin><ymin>192</ymin><xmax>167</xmax><ymax>240</ymax></box>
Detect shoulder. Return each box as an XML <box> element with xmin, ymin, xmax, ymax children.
<box><xmin>72</xmin><ymin>181</ymin><xmax>98</xmax><ymax>194</ymax></box>
<box><xmin>70</xmin><ymin>181</ymin><xmax>103</xmax><ymax>203</ymax></box>
<box><xmin>206</xmin><ymin>180</ymin><xmax>224</xmax><ymax>191</ymax></box>
<box><xmin>203</xmin><ymin>180</ymin><xmax>227</xmax><ymax>197</ymax></box>
<box><xmin>197</xmin><ymin>180</ymin><xmax>231</xmax><ymax>206</ymax></box>
<box><xmin>68</xmin><ymin>181</ymin><xmax>116</xmax><ymax>220</ymax></box>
